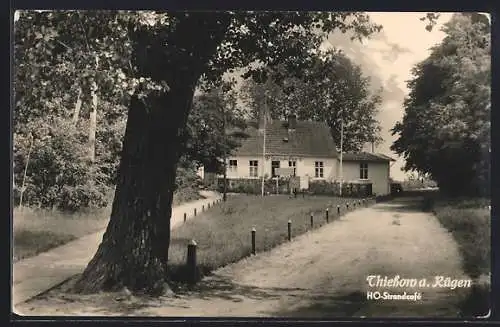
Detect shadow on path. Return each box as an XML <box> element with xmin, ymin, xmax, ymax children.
<box><xmin>372</xmin><ymin>197</ymin><xmax>425</xmax><ymax>214</ymax></box>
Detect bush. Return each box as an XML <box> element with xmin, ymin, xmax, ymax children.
<box><xmin>217</xmin><ymin>178</ymin><xmax>289</xmax><ymax>195</ymax></box>
<box><xmin>309</xmin><ymin>180</ymin><xmax>372</xmax><ymax>197</ymax></box>
<box><xmin>13</xmin><ymin>118</ymin><xmax>110</xmax><ymax>212</ymax></box>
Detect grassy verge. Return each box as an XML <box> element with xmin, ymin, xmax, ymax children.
<box><xmin>13</xmin><ymin>187</ymin><xmax>204</xmax><ymax>262</ymax></box>
<box><xmin>13</xmin><ymin>206</ymin><xmax>111</xmax><ymax>262</ymax></box>
<box><xmin>167</xmin><ymin>194</ymin><xmax>366</xmax><ymax>284</ymax></box>
<box><xmin>426</xmin><ymin>193</ymin><xmax>491</xmax><ymax>317</ymax></box>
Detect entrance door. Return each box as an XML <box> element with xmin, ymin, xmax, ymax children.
<box><xmin>271</xmin><ymin>160</ymin><xmax>280</xmax><ymax>177</ymax></box>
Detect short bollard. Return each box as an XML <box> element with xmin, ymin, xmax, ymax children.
<box><xmin>202</xmin><ymin>205</ymin><xmax>205</xmax><ymax>212</ymax></box>
<box><xmin>251</xmin><ymin>227</ymin><xmax>256</xmax><ymax>255</ymax></box>
<box><xmin>346</xmin><ymin>203</ymin><xmax>349</xmax><ymax>210</ymax></box>
<box><xmin>208</xmin><ymin>203</ymin><xmax>211</xmax><ymax>209</ymax></box>
<box><xmin>326</xmin><ymin>208</ymin><xmax>329</xmax><ymax>223</ymax></box>
<box><xmin>187</xmin><ymin>240</ymin><xmax>197</xmax><ymax>284</ymax></box>
<box><xmin>287</xmin><ymin>220</ymin><xmax>292</xmax><ymax>241</ymax></box>
<box><xmin>213</xmin><ymin>200</ymin><xmax>215</xmax><ymax>206</ymax></box>
<box><xmin>337</xmin><ymin>205</ymin><xmax>340</xmax><ymax>215</ymax></box>
<box><xmin>183</xmin><ymin>212</ymin><xmax>187</xmax><ymax>223</ymax></box>
<box><xmin>310</xmin><ymin>213</ymin><xmax>314</xmax><ymax>228</ymax></box>
<box><xmin>194</xmin><ymin>208</ymin><xmax>197</xmax><ymax>216</ymax></box>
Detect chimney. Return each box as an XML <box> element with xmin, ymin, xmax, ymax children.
<box><xmin>287</xmin><ymin>114</ymin><xmax>297</xmax><ymax>131</ymax></box>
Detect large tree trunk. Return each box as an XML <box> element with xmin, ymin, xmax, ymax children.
<box><xmin>72</xmin><ymin>14</ymin><xmax>230</xmax><ymax>295</ymax></box>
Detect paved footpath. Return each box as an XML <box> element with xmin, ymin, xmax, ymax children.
<box><xmin>12</xmin><ymin>191</ymin><xmax>222</xmax><ymax>307</ymax></box>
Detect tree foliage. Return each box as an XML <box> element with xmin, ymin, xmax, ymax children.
<box><xmin>13</xmin><ymin>11</ymin><xmax>173</xmax><ymax>210</ymax></box>
<box><xmin>391</xmin><ymin>13</ymin><xmax>490</xmax><ymax>196</ymax></box>
<box><xmin>185</xmin><ymin>82</ymin><xmax>248</xmax><ymax>173</ymax></box>
<box><xmin>240</xmin><ymin>49</ymin><xmax>383</xmax><ymax>152</ymax></box>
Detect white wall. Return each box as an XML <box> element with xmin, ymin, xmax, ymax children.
<box><xmin>224</xmin><ymin>156</ymin><xmax>390</xmax><ymax>195</ymax></box>
<box><xmin>341</xmin><ymin>161</ymin><xmax>390</xmax><ymax>195</ymax></box>
<box><xmin>226</xmin><ymin>156</ymin><xmax>336</xmax><ymax>181</ymax></box>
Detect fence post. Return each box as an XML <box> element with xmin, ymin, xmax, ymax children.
<box><xmin>288</xmin><ymin>220</ymin><xmax>292</xmax><ymax>241</ymax></box>
<box><xmin>251</xmin><ymin>227</ymin><xmax>256</xmax><ymax>255</ymax></box>
<box><xmin>194</xmin><ymin>208</ymin><xmax>197</xmax><ymax>216</ymax></box>
<box><xmin>326</xmin><ymin>208</ymin><xmax>329</xmax><ymax>223</ymax></box>
<box><xmin>183</xmin><ymin>212</ymin><xmax>187</xmax><ymax>223</ymax></box>
<box><xmin>337</xmin><ymin>205</ymin><xmax>340</xmax><ymax>215</ymax></box>
<box><xmin>187</xmin><ymin>240</ymin><xmax>197</xmax><ymax>284</ymax></box>
<box><xmin>310</xmin><ymin>212</ymin><xmax>314</xmax><ymax>228</ymax></box>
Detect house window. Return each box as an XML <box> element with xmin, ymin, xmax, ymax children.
<box><xmin>360</xmin><ymin>163</ymin><xmax>368</xmax><ymax>180</ymax></box>
<box><xmin>228</xmin><ymin>159</ymin><xmax>237</xmax><ymax>172</ymax></box>
<box><xmin>315</xmin><ymin>161</ymin><xmax>324</xmax><ymax>178</ymax></box>
<box><xmin>249</xmin><ymin>160</ymin><xmax>258</xmax><ymax>177</ymax></box>
<box><xmin>288</xmin><ymin>160</ymin><xmax>297</xmax><ymax>176</ymax></box>
<box><xmin>271</xmin><ymin>160</ymin><xmax>280</xmax><ymax>177</ymax></box>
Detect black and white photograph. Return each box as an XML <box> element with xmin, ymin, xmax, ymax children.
<box><xmin>12</xmin><ymin>10</ymin><xmax>491</xmax><ymax>318</ymax></box>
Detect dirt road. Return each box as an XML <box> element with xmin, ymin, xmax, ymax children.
<box><xmin>15</xmin><ymin>197</ymin><xmax>473</xmax><ymax>317</ymax></box>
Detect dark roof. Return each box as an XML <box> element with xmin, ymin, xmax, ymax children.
<box><xmin>342</xmin><ymin>152</ymin><xmax>395</xmax><ymax>162</ymax></box>
<box><xmin>232</xmin><ymin>120</ymin><xmax>338</xmax><ymax>158</ymax></box>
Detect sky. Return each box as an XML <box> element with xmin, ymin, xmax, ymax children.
<box><xmin>321</xmin><ymin>12</ymin><xmax>455</xmax><ymax>180</ymax></box>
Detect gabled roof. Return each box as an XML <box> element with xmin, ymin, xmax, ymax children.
<box><xmin>232</xmin><ymin>120</ymin><xmax>339</xmax><ymax>158</ymax></box>
<box><xmin>342</xmin><ymin>152</ymin><xmax>395</xmax><ymax>162</ymax></box>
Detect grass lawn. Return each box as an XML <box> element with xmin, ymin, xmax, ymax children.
<box><xmin>13</xmin><ymin>187</ymin><xmax>204</xmax><ymax>263</ymax></box>
<box><xmin>167</xmin><ymin>194</ymin><xmax>365</xmax><ymax>283</ymax></box>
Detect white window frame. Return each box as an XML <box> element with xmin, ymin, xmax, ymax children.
<box><xmin>315</xmin><ymin>161</ymin><xmax>324</xmax><ymax>178</ymax></box>
<box><xmin>249</xmin><ymin>160</ymin><xmax>259</xmax><ymax>177</ymax></box>
<box><xmin>228</xmin><ymin>159</ymin><xmax>237</xmax><ymax>173</ymax></box>
<box><xmin>360</xmin><ymin>162</ymin><xmax>369</xmax><ymax>180</ymax></box>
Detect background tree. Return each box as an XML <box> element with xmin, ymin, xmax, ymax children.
<box><xmin>240</xmin><ymin>49</ymin><xmax>383</xmax><ymax>152</ymax></box>
<box><xmin>391</xmin><ymin>13</ymin><xmax>490</xmax><ymax>196</ymax></box>
<box><xmin>184</xmin><ymin>81</ymin><xmax>247</xmax><ymax>174</ymax></box>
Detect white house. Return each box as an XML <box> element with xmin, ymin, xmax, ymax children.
<box><xmin>207</xmin><ymin>115</ymin><xmax>395</xmax><ymax>196</ymax></box>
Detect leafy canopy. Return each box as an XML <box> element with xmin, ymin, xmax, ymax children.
<box><xmin>391</xmin><ymin>13</ymin><xmax>490</xmax><ymax>196</ymax></box>
<box><xmin>241</xmin><ymin>49</ymin><xmax>383</xmax><ymax>152</ymax></box>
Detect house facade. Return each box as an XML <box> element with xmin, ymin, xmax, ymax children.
<box><xmin>208</xmin><ymin>115</ymin><xmax>395</xmax><ymax>196</ymax></box>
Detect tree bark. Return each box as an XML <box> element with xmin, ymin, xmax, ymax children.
<box><xmin>71</xmin><ymin>14</ymin><xmax>230</xmax><ymax>295</ymax></box>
